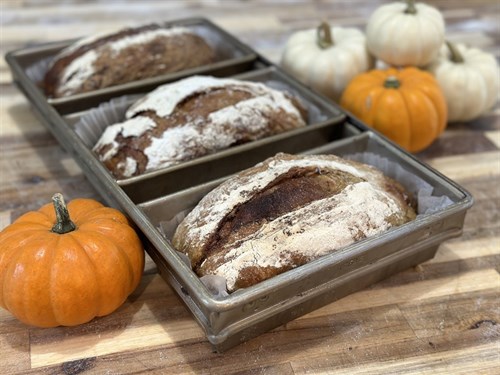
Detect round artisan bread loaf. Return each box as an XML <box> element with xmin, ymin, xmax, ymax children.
<box><xmin>44</xmin><ymin>24</ymin><xmax>215</xmax><ymax>98</ymax></box>
<box><xmin>93</xmin><ymin>76</ymin><xmax>308</xmax><ymax>179</ymax></box>
<box><xmin>173</xmin><ymin>153</ymin><xmax>416</xmax><ymax>292</ymax></box>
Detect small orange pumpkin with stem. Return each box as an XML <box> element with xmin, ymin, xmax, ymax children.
<box><xmin>0</xmin><ymin>194</ymin><xmax>144</xmax><ymax>328</ymax></box>
<box><xmin>340</xmin><ymin>67</ymin><xmax>447</xmax><ymax>152</ymax></box>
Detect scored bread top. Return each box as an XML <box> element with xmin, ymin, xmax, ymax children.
<box><xmin>44</xmin><ymin>24</ymin><xmax>214</xmax><ymax>97</ymax></box>
<box><xmin>93</xmin><ymin>76</ymin><xmax>308</xmax><ymax>179</ymax></box>
<box><xmin>172</xmin><ymin>153</ymin><xmax>416</xmax><ymax>292</ymax></box>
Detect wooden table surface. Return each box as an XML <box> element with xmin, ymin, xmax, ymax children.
<box><xmin>1</xmin><ymin>1</ymin><xmax>499</xmax><ymax>374</ymax></box>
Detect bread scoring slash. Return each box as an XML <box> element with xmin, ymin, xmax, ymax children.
<box><xmin>93</xmin><ymin>76</ymin><xmax>308</xmax><ymax>179</ymax></box>
<box><xmin>44</xmin><ymin>24</ymin><xmax>215</xmax><ymax>98</ymax></box>
<box><xmin>173</xmin><ymin>153</ymin><xmax>416</xmax><ymax>292</ymax></box>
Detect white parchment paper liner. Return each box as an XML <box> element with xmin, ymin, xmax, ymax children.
<box><xmin>159</xmin><ymin>153</ymin><xmax>454</xmax><ymax>297</ymax></box>
<box><xmin>346</xmin><ymin>152</ymin><xmax>454</xmax><ymax>215</ymax></box>
<box><xmin>25</xmin><ymin>56</ymin><xmax>52</xmax><ymax>85</ymax></box>
<box><xmin>74</xmin><ymin>94</ymin><xmax>141</xmax><ymax>148</ymax></box>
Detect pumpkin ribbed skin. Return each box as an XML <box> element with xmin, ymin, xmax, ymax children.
<box><xmin>281</xmin><ymin>24</ymin><xmax>374</xmax><ymax>102</ymax></box>
<box><xmin>0</xmin><ymin>197</ymin><xmax>144</xmax><ymax>328</ymax></box>
<box><xmin>340</xmin><ymin>67</ymin><xmax>447</xmax><ymax>153</ymax></box>
<box><xmin>365</xmin><ymin>0</ymin><xmax>445</xmax><ymax>67</ymax></box>
<box><xmin>427</xmin><ymin>42</ymin><xmax>500</xmax><ymax>122</ymax></box>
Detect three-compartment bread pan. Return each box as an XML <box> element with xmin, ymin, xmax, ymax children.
<box><xmin>5</xmin><ymin>17</ymin><xmax>258</xmax><ymax>114</ymax></box>
<box><xmin>5</xmin><ymin>17</ymin><xmax>473</xmax><ymax>352</ymax></box>
<box><xmin>138</xmin><ymin>129</ymin><xmax>473</xmax><ymax>351</ymax></box>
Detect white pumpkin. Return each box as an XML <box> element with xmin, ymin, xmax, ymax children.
<box><xmin>427</xmin><ymin>41</ymin><xmax>500</xmax><ymax>122</ymax></box>
<box><xmin>280</xmin><ymin>22</ymin><xmax>374</xmax><ymax>102</ymax></box>
<box><xmin>366</xmin><ymin>0</ymin><xmax>445</xmax><ymax>67</ymax></box>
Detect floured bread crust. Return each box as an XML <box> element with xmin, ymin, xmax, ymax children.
<box><xmin>93</xmin><ymin>76</ymin><xmax>308</xmax><ymax>179</ymax></box>
<box><xmin>44</xmin><ymin>24</ymin><xmax>215</xmax><ymax>98</ymax></box>
<box><xmin>173</xmin><ymin>153</ymin><xmax>416</xmax><ymax>292</ymax></box>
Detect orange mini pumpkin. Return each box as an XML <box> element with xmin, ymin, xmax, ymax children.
<box><xmin>340</xmin><ymin>67</ymin><xmax>447</xmax><ymax>152</ymax></box>
<box><xmin>0</xmin><ymin>194</ymin><xmax>144</xmax><ymax>328</ymax></box>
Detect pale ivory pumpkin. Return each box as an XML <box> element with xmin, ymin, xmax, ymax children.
<box><xmin>427</xmin><ymin>41</ymin><xmax>500</xmax><ymax>122</ymax></box>
<box><xmin>366</xmin><ymin>0</ymin><xmax>445</xmax><ymax>67</ymax></box>
<box><xmin>280</xmin><ymin>22</ymin><xmax>374</xmax><ymax>102</ymax></box>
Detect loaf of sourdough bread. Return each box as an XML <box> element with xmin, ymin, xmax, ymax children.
<box><xmin>44</xmin><ymin>24</ymin><xmax>215</xmax><ymax>98</ymax></box>
<box><xmin>173</xmin><ymin>153</ymin><xmax>416</xmax><ymax>292</ymax></box>
<box><xmin>93</xmin><ymin>76</ymin><xmax>308</xmax><ymax>179</ymax></box>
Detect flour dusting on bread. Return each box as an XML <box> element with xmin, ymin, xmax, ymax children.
<box><xmin>202</xmin><ymin>182</ymin><xmax>400</xmax><ymax>291</ymax></box>
<box><xmin>126</xmin><ymin>76</ymin><xmax>302</xmax><ymax>118</ymax></box>
<box><xmin>58</xmin><ymin>28</ymin><xmax>191</xmax><ymax>96</ymax></box>
<box><xmin>178</xmin><ymin>154</ymin><xmax>375</xmax><ymax>246</ymax></box>
<box><xmin>93</xmin><ymin>76</ymin><xmax>308</xmax><ymax>178</ymax></box>
<box><xmin>44</xmin><ymin>25</ymin><xmax>215</xmax><ymax>98</ymax></box>
<box><xmin>173</xmin><ymin>153</ymin><xmax>416</xmax><ymax>292</ymax></box>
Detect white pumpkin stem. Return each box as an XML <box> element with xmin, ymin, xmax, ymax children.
<box><xmin>384</xmin><ymin>76</ymin><xmax>401</xmax><ymax>89</ymax></box>
<box><xmin>404</xmin><ymin>0</ymin><xmax>418</xmax><ymax>14</ymax></box>
<box><xmin>317</xmin><ymin>21</ymin><xmax>333</xmax><ymax>49</ymax></box>
<box><xmin>51</xmin><ymin>193</ymin><xmax>76</xmax><ymax>234</ymax></box>
<box><xmin>445</xmin><ymin>41</ymin><xmax>464</xmax><ymax>63</ymax></box>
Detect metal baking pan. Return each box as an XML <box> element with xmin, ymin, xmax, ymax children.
<box><xmin>64</xmin><ymin>66</ymin><xmax>347</xmax><ymax>203</ymax></box>
<box><xmin>5</xmin><ymin>17</ymin><xmax>473</xmax><ymax>352</ymax></box>
<box><xmin>5</xmin><ymin>17</ymin><xmax>258</xmax><ymax>114</ymax></box>
<box><xmin>138</xmin><ymin>130</ymin><xmax>473</xmax><ymax>351</ymax></box>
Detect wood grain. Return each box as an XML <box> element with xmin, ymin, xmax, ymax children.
<box><xmin>0</xmin><ymin>1</ymin><xmax>499</xmax><ymax>374</ymax></box>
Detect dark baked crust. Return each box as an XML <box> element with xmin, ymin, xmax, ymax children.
<box><xmin>93</xmin><ymin>76</ymin><xmax>309</xmax><ymax>179</ymax></box>
<box><xmin>173</xmin><ymin>153</ymin><xmax>416</xmax><ymax>292</ymax></box>
<box><xmin>44</xmin><ymin>24</ymin><xmax>215</xmax><ymax>98</ymax></box>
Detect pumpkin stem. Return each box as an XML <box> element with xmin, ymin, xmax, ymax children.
<box><xmin>445</xmin><ymin>40</ymin><xmax>464</xmax><ymax>63</ymax></box>
<box><xmin>404</xmin><ymin>0</ymin><xmax>418</xmax><ymax>14</ymax></box>
<box><xmin>51</xmin><ymin>193</ymin><xmax>76</xmax><ymax>234</ymax></box>
<box><xmin>384</xmin><ymin>76</ymin><xmax>401</xmax><ymax>89</ymax></box>
<box><xmin>317</xmin><ymin>21</ymin><xmax>334</xmax><ymax>49</ymax></box>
